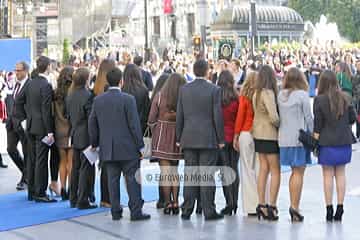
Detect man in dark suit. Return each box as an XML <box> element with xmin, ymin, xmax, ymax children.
<box><xmin>89</xmin><ymin>67</ymin><xmax>150</xmax><ymax>221</ymax></box>
<box><xmin>176</xmin><ymin>59</ymin><xmax>225</xmax><ymax>221</ymax></box>
<box><xmin>66</xmin><ymin>67</ymin><xmax>96</xmax><ymax>210</ymax></box>
<box><xmin>25</xmin><ymin>56</ymin><xmax>56</xmax><ymax>203</ymax></box>
<box><xmin>5</xmin><ymin>61</ymin><xmax>30</xmax><ymax>190</ymax></box>
<box><xmin>133</xmin><ymin>55</ymin><xmax>153</xmax><ymax>91</ymax></box>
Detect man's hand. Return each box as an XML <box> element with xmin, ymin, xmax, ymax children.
<box><xmin>218</xmin><ymin>143</ymin><xmax>225</xmax><ymax>149</ymax></box>
<box><xmin>176</xmin><ymin>142</ymin><xmax>180</xmax><ymax>147</ymax></box>
<box><xmin>90</xmin><ymin>146</ymin><xmax>97</xmax><ymax>152</ymax></box>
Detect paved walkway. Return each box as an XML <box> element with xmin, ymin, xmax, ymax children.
<box><xmin>0</xmin><ymin>123</ymin><xmax>360</xmax><ymax>240</ymax></box>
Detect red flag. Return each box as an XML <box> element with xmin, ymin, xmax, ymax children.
<box><xmin>164</xmin><ymin>0</ymin><xmax>173</xmax><ymax>14</ymax></box>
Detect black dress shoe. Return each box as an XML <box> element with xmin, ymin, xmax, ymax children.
<box><xmin>34</xmin><ymin>196</ymin><xmax>57</xmax><ymax>203</ymax></box>
<box><xmin>112</xmin><ymin>212</ymin><xmax>123</xmax><ymax>221</ymax></box>
<box><xmin>16</xmin><ymin>181</ymin><xmax>27</xmax><ymax>191</ymax></box>
<box><xmin>77</xmin><ymin>202</ymin><xmax>98</xmax><ymax>210</ymax></box>
<box><xmin>0</xmin><ymin>163</ymin><xmax>7</xmax><ymax>168</ymax></box>
<box><xmin>89</xmin><ymin>193</ymin><xmax>96</xmax><ymax>203</ymax></box>
<box><xmin>205</xmin><ymin>212</ymin><xmax>224</xmax><ymax>221</ymax></box>
<box><xmin>70</xmin><ymin>202</ymin><xmax>77</xmax><ymax>208</ymax></box>
<box><xmin>181</xmin><ymin>214</ymin><xmax>191</xmax><ymax>220</ymax></box>
<box><xmin>130</xmin><ymin>213</ymin><xmax>151</xmax><ymax>221</ymax></box>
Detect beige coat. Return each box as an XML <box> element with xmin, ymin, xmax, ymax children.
<box><xmin>252</xmin><ymin>89</ymin><xmax>280</xmax><ymax>141</ymax></box>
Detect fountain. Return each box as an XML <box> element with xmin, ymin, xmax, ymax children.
<box><xmin>304</xmin><ymin>15</ymin><xmax>343</xmax><ymax>45</ymax></box>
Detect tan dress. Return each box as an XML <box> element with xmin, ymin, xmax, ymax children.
<box><xmin>54</xmin><ymin>100</ymin><xmax>71</xmax><ymax>149</ymax></box>
<box><xmin>148</xmin><ymin>92</ymin><xmax>183</xmax><ymax>160</ymax></box>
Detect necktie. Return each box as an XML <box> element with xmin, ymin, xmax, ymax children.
<box><xmin>13</xmin><ymin>82</ymin><xmax>20</xmax><ymax>98</ymax></box>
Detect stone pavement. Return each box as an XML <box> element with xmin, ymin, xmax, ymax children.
<box><xmin>0</xmin><ymin>123</ymin><xmax>360</xmax><ymax>240</ymax></box>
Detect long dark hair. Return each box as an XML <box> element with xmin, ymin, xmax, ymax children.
<box><xmin>122</xmin><ymin>64</ymin><xmax>147</xmax><ymax>95</ymax></box>
<box><xmin>55</xmin><ymin>66</ymin><xmax>74</xmax><ymax>102</ymax></box>
<box><xmin>217</xmin><ymin>70</ymin><xmax>238</xmax><ymax>105</ymax></box>
<box><xmin>69</xmin><ymin>68</ymin><xmax>90</xmax><ymax>94</ymax></box>
<box><xmin>161</xmin><ymin>73</ymin><xmax>186</xmax><ymax>111</ymax></box>
<box><xmin>282</xmin><ymin>67</ymin><xmax>308</xmax><ymax>97</ymax></box>
<box><xmin>254</xmin><ymin>65</ymin><xmax>277</xmax><ymax>107</ymax></box>
<box><xmin>93</xmin><ymin>59</ymin><xmax>116</xmax><ymax>96</ymax></box>
<box><xmin>151</xmin><ymin>73</ymin><xmax>170</xmax><ymax>103</ymax></box>
<box><xmin>318</xmin><ymin>70</ymin><xmax>349</xmax><ymax>119</ymax></box>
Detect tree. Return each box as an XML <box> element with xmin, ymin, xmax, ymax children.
<box><xmin>62</xmin><ymin>38</ymin><xmax>70</xmax><ymax>65</ymax></box>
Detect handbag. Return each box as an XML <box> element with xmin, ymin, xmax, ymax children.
<box><xmin>298</xmin><ymin>129</ymin><xmax>318</xmax><ymax>152</ymax></box>
<box><xmin>142</xmin><ymin>126</ymin><xmax>152</xmax><ymax>159</ymax></box>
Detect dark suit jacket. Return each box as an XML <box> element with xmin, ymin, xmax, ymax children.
<box><xmin>88</xmin><ymin>88</ymin><xmax>144</xmax><ymax>162</ymax></box>
<box><xmin>176</xmin><ymin>78</ymin><xmax>225</xmax><ymax>149</ymax></box>
<box><xmin>314</xmin><ymin>94</ymin><xmax>356</xmax><ymax>146</ymax></box>
<box><xmin>65</xmin><ymin>88</ymin><xmax>93</xmax><ymax>150</ymax></box>
<box><xmin>141</xmin><ymin>69</ymin><xmax>154</xmax><ymax>91</ymax></box>
<box><xmin>25</xmin><ymin>75</ymin><xmax>53</xmax><ymax>136</ymax></box>
<box><xmin>5</xmin><ymin>79</ymin><xmax>30</xmax><ymax>131</ymax></box>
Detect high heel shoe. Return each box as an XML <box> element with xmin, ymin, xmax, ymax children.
<box><xmin>256</xmin><ymin>204</ymin><xmax>268</xmax><ymax>220</ymax></box>
<box><xmin>220</xmin><ymin>206</ymin><xmax>234</xmax><ymax>216</ymax></box>
<box><xmin>163</xmin><ymin>203</ymin><xmax>172</xmax><ymax>215</ymax></box>
<box><xmin>326</xmin><ymin>205</ymin><xmax>334</xmax><ymax>222</ymax></box>
<box><xmin>172</xmin><ymin>203</ymin><xmax>180</xmax><ymax>215</ymax></box>
<box><xmin>61</xmin><ymin>188</ymin><xmax>69</xmax><ymax>201</ymax></box>
<box><xmin>334</xmin><ymin>204</ymin><xmax>344</xmax><ymax>221</ymax></box>
<box><xmin>267</xmin><ymin>205</ymin><xmax>279</xmax><ymax>221</ymax></box>
<box><xmin>289</xmin><ymin>207</ymin><xmax>304</xmax><ymax>222</ymax></box>
<box><xmin>48</xmin><ymin>185</ymin><xmax>60</xmax><ymax>197</ymax></box>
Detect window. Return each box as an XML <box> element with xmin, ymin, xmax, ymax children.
<box><xmin>187</xmin><ymin>13</ymin><xmax>195</xmax><ymax>36</ymax></box>
<box><xmin>153</xmin><ymin>16</ymin><xmax>160</xmax><ymax>35</ymax></box>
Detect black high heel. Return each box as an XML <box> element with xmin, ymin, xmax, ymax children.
<box><xmin>172</xmin><ymin>203</ymin><xmax>180</xmax><ymax>215</ymax></box>
<box><xmin>61</xmin><ymin>188</ymin><xmax>69</xmax><ymax>201</ymax></box>
<box><xmin>220</xmin><ymin>206</ymin><xmax>233</xmax><ymax>216</ymax></box>
<box><xmin>289</xmin><ymin>207</ymin><xmax>304</xmax><ymax>222</ymax></box>
<box><xmin>334</xmin><ymin>204</ymin><xmax>344</xmax><ymax>221</ymax></box>
<box><xmin>233</xmin><ymin>205</ymin><xmax>238</xmax><ymax>215</ymax></box>
<box><xmin>267</xmin><ymin>205</ymin><xmax>279</xmax><ymax>221</ymax></box>
<box><xmin>326</xmin><ymin>205</ymin><xmax>334</xmax><ymax>222</ymax></box>
<box><xmin>256</xmin><ymin>204</ymin><xmax>268</xmax><ymax>220</ymax></box>
<box><xmin>48</xmin><ymin>185</ymin><xmax>60</xmax><ymax>197</ymax></box>
<box><xmin>163</xmin><ymin>203</ymin><xmax>172</xmax><ymax>215</ymax></box>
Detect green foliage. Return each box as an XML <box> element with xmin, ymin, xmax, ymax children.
<box><xmin>62</xmin><ymin>38</ymin><xmax>70</xmax><ymax>65</ymax></box>
<box><xmin>289</xmin><ymin>0</ymin><xmax>360</xmax><ymax>42</ymax></box>
<box><xmin>258</xmin><ymin>41</ymin><xmax>302</xmax><ymax>52</ymax></box>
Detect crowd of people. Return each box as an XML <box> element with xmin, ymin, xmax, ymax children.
<box><xmin>0</xmin><ymin>42</ymin><xmax>359</xmax><ymax>223</ymax></box>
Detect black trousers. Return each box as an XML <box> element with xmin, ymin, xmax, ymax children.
<box><xmin>50</xmin><ymin>144</ymin><xmax>60</xmax><ymax>182</ymax></box>
<box><xmin>100</xmin><ymin>167</ymin><xmax>110</xmax><ymax>203</ymax></box>
<box><xmin>27</xmin><ymin>134</ymin><xmax>50</xmax><ymax>197</ymax></box>
<box><xmin>218</xmin><ymin>143</ymin><xmax>240</xmax><ymax>208</ymax></box>
<box><xmin>6</xmin><ymin>126</ymin><xmax>28</xmax><ymax>180</ymax></box>
<box><xmin>106</xmin><ymin>160</ymin><xmax>143</xmax><ymax>217</ymax></box>
<box><xmin>182</xmin><ymin>149</ymin><xmax>218</xmax><ymax>218</ymax></box>
<box><xmin>69</xmin><ymin>148</ymin><xmax>95</xmax><ymax>205</ymax></box>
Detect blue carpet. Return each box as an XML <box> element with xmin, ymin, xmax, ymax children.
<box><xmin>0</xmin><ymin>179</ymin><xmax>159</xmax><ymax>232</ymax></box>
<box><xmin>0</xmin><ymin>159</ymin><xmax>318</xmax><ymax>232</ymax></box>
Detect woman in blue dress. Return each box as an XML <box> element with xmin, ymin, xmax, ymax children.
<box><xmin>314</xmin><ymin>70</ymin><xmax>356</xmax><ymax>222</ymax></box>
<box><xmin>278</xmin><ymin>68</ymin><xmax>313</xmax><ymax>222</ymax></box>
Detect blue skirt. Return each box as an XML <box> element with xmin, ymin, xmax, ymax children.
<box><xmin>318</xmin><ymin>145</ymin><xmax>352</xmax><ymax>166</ymax></box>
<box><xmin>280</xmin><ymin>147</ymin><xmax>311</xmax><ymax>167</ymax></box>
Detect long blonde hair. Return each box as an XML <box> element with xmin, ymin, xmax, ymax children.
<box><xmin>240</xmin><ymin>71</ymin><xmax>257</xmax><ymax>99</ymax></box>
